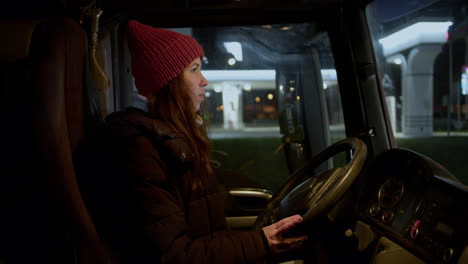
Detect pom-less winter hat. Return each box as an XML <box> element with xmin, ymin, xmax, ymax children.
<box><xmin>126</xmin><ymin>20</ymin><xmax>205</xmax><ymax>97</ymax></box>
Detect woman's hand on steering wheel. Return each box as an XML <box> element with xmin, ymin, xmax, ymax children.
<box><xmin>262</xmin><ymin>214</ymin><xmax>308</xmax><ymax>254</ymax></box>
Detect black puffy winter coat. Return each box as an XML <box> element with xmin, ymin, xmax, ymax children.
<box><xmin>75</xmin><ymin>107</ymin><xmax>268</xmax><ymax>263</ymax></box>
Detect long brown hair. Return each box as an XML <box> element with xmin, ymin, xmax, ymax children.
<box><xmin>148</xmin><ymin>74</ymin><xmax>212</xmax><ymax>191</ymax></box>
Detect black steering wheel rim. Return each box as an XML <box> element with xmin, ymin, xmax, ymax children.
<box><xmin>256</xmin><ymin>137</ymin><xmax>367</xmax><ymax>227</ymax></box>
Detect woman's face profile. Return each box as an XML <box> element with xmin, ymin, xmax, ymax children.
<box><xmin>182</xmin><ymin>57</ymin><xmax>208</xmax><ymax>112</ymax></box>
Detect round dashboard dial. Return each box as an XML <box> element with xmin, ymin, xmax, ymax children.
<box><xmin>378</xmin><ymin>177</ymin><xmax>405</xmax><ymax>208</ymax></box>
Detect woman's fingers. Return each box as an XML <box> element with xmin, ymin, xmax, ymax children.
<box><xmin>274</xmin><ymin>215</ymin><xmax>302</xmax><ymax>236</ymax></box>
<box><xmin>273</xmin><ymin>214</ymin><xmax>301</xmax><ymax>230</ymax></box>
<box><xmin>262</xmin><ymin>215</ymin><xmax>308</xmax><ymax>254</ymax></box>
<box><xmin>283</xmin><ymin>235</ymin><xmax>307</xmax><ymax>245</ymax></box>
<box><xmin>272</xmin><ymin>235</ymin><xmax>308</xmax><ymax>252</ymax></box>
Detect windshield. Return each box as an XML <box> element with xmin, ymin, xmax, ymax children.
<box><xmin>366</xmin><ymin>0</ymin><xmax>468</xmax><ymax>185</ymax></box>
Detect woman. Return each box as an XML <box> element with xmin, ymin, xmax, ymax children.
<box><xmin>77</xmin><ymin>20</ymin><xmax>306</xmax><ymax>263</ymax></box>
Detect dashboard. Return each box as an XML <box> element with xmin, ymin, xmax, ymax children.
<box><xmin>358</xmin><ymin>149</ymin><xmax>468</xmax><ymax>264</ymax></box>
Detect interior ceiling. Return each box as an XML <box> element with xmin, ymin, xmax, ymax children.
<box><xmin>0</xmin><ymin>0</ymin><xmax>338</xmax><ymax>71</ymax></box>
<box><xmin>194</xmin><ymin>24</ymin><xmax>335</xmax><ymax>70</ymax></box>
<box><xmin>0</xmin><ymin>0</ymin><xmax>363</xmax><ymax>19</ymax></box>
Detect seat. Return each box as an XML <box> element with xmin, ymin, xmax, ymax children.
<box><xmin>0</xmin><ymin>17</ymin><xmax>110</xmax><ymax>263</ymax></box>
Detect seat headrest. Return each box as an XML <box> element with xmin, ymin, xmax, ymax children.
<box><xmin>0</xmin><ymin>20</ymin><xmax>39</xmax><ymax>62</ymax></box>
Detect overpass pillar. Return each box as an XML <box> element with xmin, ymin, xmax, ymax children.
<box><xmin>402</xmin><ymin>45</ymin><xmax>441</xmax><ymax>137</ymax></box>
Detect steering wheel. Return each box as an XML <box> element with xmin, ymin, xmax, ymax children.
<box><xmin>255</xmin><ymin>137</ymin><xmax>367</xmax><ymax>228</ymax></box>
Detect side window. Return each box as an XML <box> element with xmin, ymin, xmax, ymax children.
<box><xmin>190</xmin><ymin>24</ymin><xmax>345</xmax><ymax>192</ymax></box>
<box><xmin>366</xmin><ymin>0</ymin><xmax>468</xmax><ymax>185</ymax></box>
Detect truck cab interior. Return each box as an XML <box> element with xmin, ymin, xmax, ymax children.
<box><xmin>1</xmin><ymin>0</ymin><xmax>468</xmax><ymax>263</ymax></box>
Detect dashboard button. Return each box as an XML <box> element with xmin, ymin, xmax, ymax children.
<box><xmin>410</xmin><ymin>219</ymin><xmax>421</xmax><ymax>240</ymax></box>
<box><xmin>443</xmin><ymin>248</ymin><xmax>453</xmax><ymax>262</ymax></box>
<box><xmin>369</xmin><ymin>203</ymin><xmax>380</xmax><ymax>217</ymax></box>
<box><xmin>381</xmin><ymin>209</ymin><xmax>394</xmax><ymax>223</ymax></box>
<box><xmin>410</xmin><ymin>227</ymin><xmax>419</xmax><ymax>240</ymax></box>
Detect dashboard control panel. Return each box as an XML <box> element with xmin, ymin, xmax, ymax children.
<box><xmin>360</xmin><ymin>149</ymin><xmax>468</xmax><ymax>264</ymax></box>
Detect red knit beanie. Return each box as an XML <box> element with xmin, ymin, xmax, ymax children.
<box><xmin>126</xmin><ymin>20</ymin><xmax>205</xmax><ymax>97</ymax></box>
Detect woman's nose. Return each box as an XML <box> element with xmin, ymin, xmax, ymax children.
<box><xmin>201</xmin><ymin>73</ymin><xmax>208</xmax><ymax>87</ymax></box>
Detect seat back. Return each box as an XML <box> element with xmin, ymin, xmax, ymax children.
<box><xmin>0</xmin><ymin>17</ymin><xmax>110</xmax><ymax>263</ymax></box>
